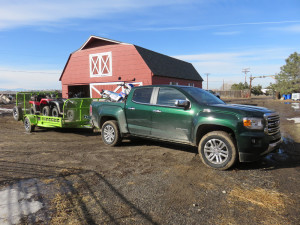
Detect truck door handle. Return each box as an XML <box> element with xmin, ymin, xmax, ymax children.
<box><xmin>128</xmin><ymin>107</ymin><xmax>135</xmax><ymax>110</ymax></box>
<box><xmin>153</xmin><ymin>110</ymin><xmax>161</xmax><ymax>113</ymax></box>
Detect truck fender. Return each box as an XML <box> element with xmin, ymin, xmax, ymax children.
<box><xmin>193</xmin><ymin>113</ymin><xmax>239</xmax><ymax>145</ymax></box>
<box><xmin>98</xmin><ymin>105</ymin><xmax>128</xmax><ymax>134</ymax></box>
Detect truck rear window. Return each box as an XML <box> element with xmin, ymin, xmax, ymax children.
<box><xmin>132</xmin><ymin>88</ymin><xmax>153</xmax><ymax>104</ymax></box>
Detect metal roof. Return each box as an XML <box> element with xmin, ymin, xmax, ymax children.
<box><xmin>135</xmin><ymin>45</ymin><xmax>203</xmax><ymax>81</ymax></box>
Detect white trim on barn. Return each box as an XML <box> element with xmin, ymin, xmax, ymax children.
<box><xmin>90</xmin><ymin>82</ymin><xmax>143</xmax><ymax>98</ymax></box>
<box><xmin>78</xmin><ymin>35</ymin><xmax>131</xmax><ymax>51</ymax></box>
<box><xmin>89</xmin><ymin>52</ymin><xmax>112</xmax><ymax>77</ymax></box>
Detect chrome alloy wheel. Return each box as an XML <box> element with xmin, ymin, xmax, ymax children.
<box><xmin>24</xmin><ymin>118</ymin><xmax>31</xmax><ymax>131</ymax></box>
<box><xmin>24</xmin><ymin>119</ymin><xmax>30</xmax><ymax>130</ymax></box>
<box><xmin>103</xmin><ymin>124</ymin><xmax>115</xmax><ymax>144</ymax></box>
<box><xmin>203</xmin><ymin>139</ymin><xmax>229</xmax><ymax>164</ymax></box>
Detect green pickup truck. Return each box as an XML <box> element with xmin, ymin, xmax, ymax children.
<box><xmin>90</xmin><ymin>85</ymin><xmax>282</xmax><ymax>170</ymax></box>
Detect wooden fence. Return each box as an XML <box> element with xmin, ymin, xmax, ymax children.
<box><xmin>219</xmin><ymin>89</ymin><xmax>250</xmax><ymax>98</ymax></box>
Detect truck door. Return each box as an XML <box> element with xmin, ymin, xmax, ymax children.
<box><xmin>125</xmin><ymin>87</ymin><xmax>155</xmax><ymax>136</ymax></box>
<box><xmin>151</xmin><ymin>87</ymin><xmax>193</xmax><ymax>142</ymax></box>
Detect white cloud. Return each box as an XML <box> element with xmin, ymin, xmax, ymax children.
<box><xmin>0</xmin><ymin>0</ymin><xmax>192</xmax><ymax>30</ymax></box>
<box><xmin>175</xmin><ymin>48</ymin><xmax>290</xmax><ymax>64</ymax></box>
<box><xmin>0</xmin><ymin>67</ymin><xmax>61</xmax><ymax>90</ymax></box>
<box><xmin>140</xmin><ymin>20</ymin><xmax>300</xmax><ymax>31</ymax></box>
<box><xmin>269</xmin><ymin>24</ymin><xmax>300</xmax><ymax>33</ymax></box>
<box><xmin>173</xmin><ymin>47</ymin><xmax>294</xmax><ymax>88</ymax></box>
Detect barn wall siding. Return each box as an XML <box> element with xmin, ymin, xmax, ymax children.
<box><xmin>152</xmin><ymin>76</ymin><xmax>203</xmax><ymax>88</ymax></box>
<box><xmin>61</xmin><ymin>44</ymin><xmax>152</xmax><ymax>97</ymax></box>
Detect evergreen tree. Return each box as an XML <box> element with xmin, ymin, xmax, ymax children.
<box><xmin>231</xmin><ymin>82</ymin><xmax>249</xmax><ymax>90</ymax></box>
<box><xmin>275</xmin><ymin>52</ymin><xmax>300</xmax><ymax>94</ymax></box>
<box><xmin>251</xmin><ymin>85</ymin><xmax>263</xmax><ymax>96</ymax></box>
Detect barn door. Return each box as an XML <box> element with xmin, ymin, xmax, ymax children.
<box><xmin>89</xmin><ymin>82</ymin><xmax>143</xmax><ymax>98</ymax></box>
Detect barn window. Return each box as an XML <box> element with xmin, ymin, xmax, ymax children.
<box><xmin>188</xmin><ymin>83</ymin><xmax>194</xmax><ymax>87</ymax></box>
<box><xmin>89</xmin><ymin>52</ymin><xmax>112</xmax><ymax>77</ymax></box>
<box><xmin>170</xmin><ymin>82</ymin><xmax>178</xmax><ymax>85</ymax></box>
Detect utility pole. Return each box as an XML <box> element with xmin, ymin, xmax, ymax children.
<box><xmin>223</xmin><ymin>79</ymin><xmax>225</xmax><ymax>91</ymax></box>
<box><xmin>242</xmin><ymin>68</ymin><xmax>250</xmax><ymax>84</ymax></box>
<box><xmin>204</xmin><ymin>73</ymin><xmax>210</xmax><ymax>90</ymax></box>
<box><xmin>249</xmin><ymin>74</ymin><xmax>253</xmax><ymax>98</ymax></box>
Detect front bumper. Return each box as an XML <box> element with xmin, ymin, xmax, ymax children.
<box><xmin>239</xmin><ymin>137</ymin><xmax>283</xmax><ymax>162</ymax></box>
<box><xmin>259</xmin><ymin>137</ymin><xmax>283</xmax><ymax>156</ymax></box>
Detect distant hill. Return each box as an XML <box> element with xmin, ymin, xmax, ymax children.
<box><xmin>0</xmin><ymin>88</ymin><xmax>27</xmax><ymax>91</ymax></box>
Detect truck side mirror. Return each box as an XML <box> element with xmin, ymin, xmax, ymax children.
<box><xmin>175</xmin><ymin>99</ymin><xmax>190</xmax><ymax>109</ymax></box>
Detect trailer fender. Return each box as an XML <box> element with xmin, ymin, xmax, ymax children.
<box><xmin>25</xmin><ymin>115</ymin><xmax>38</xmax><ymax>126</ymax></box>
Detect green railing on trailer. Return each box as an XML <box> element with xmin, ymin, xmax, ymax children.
<box><xmin>25</xmin><ymin>98</ymin><xmax>104</xmax><ymax>129</ymax></box>
<box><xmin>20</xmin><ymin>97</ymin><xmax>104</xmax><ymax>131</ymax></box>
<box><xmin>15</xmin><ymin>91</ymin><xmax>60</xmax><ymax>115</ymax></box>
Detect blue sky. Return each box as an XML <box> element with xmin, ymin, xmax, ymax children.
<box><xmin>0</xmin><ymin>0</ymin><xmax>299</xmax><ymax>90</ymax></box>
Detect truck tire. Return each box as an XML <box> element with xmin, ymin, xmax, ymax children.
<box><xmin>24</xmin><ymin>117</ymin><xmax>35</xmax><ymax>133</ymax></box>
<box><xmin>101</xmin><ymin>120</ymin><xmax>121</xmax><ymax>146</ymax></box>
<box><xmin>52</xmin><ymin>107</ymin><xmax>59</xmax><ymax>117</ymax></box>
<box><xmin>42</xmin><ymin>106</ymin><xmax>51</xmax><ymax>116</ymax></box>
<box><xmin>199</xmin><ymin>131</ymin><xmax>237</xmax><ymax>170</ymax></box>
<box><xmin>13</xmin><ymin>106</ymin><xmax>23</xmax><ymax>121</ymax></box>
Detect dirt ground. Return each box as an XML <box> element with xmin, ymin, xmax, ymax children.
<box><xmin>0</xmin><ymin>97</ymin><xmax>299</xmax><ymax>224</ymax></box>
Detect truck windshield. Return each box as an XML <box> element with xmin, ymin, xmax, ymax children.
<box><xmin>181</xmin><ymin>87</ymin><xmax>225</xmax><ymax>105</ymax></box>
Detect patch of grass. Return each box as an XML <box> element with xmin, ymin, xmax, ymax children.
<box><xmin>41</xmin><ymin>178</ymin><xmax>55</xmax><ymax>184</ymax></box>
<box><xmin>229</xmin><ymin>187</ymin><xmax>287</xmax><ymax>211</ymax></box>
<box><xmin>50</xmin><ymin>192</ymin><xmax>93</xmax><ymax>225</ymax></box>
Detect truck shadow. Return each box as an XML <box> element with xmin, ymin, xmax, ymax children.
<box><xmin>122</xmin><ymin>137</ymin><xmax>300</xmax><ymax>171</ymax></box>
<box><xmin>235</xmin><ymin>139</ymin><xmax>300</xmax><ymax>170</ymax></box>
<box><xmin>122</xmin><ymin>137</ymin><xmax>198</xmax><ymax>154</ymax></box>
<box><xmin>35</xmin><ymin>127</ymin><xmax>99</xmax><ymax>137</ymax></box>
<box><xmin>0</xmin><ymin>160</ymin><xmax>159</xmax><ymax>224</ymax></box>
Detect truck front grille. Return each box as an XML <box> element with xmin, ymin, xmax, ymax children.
<box><xmin>264</xmin><ymin>113</ymin><xmax>280</xmax><ymax>135</ymax></box>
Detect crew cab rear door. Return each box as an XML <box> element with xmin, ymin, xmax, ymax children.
<box><xmin>125</xmin><ymin>87</ymin><xmax>156</xmax><ymax>136</ymax></box>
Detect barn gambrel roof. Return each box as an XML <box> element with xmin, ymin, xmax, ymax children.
<box><xmin>60</xmin><ymin>36</ymin><xmax>203</xmax><ymax>82</ymax></box>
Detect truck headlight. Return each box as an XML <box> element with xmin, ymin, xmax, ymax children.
<box><xmin>243</xmin><ymin>117</ymin><xmax>264</xmax><ymax>130</ymax></box>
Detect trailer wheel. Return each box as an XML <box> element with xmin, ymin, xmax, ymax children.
<box><xmin>13</xmin><ymin>106</ymin><xmax>22</xmax><ymax>121</ymax></box>
<box><xmin>101</xmin><ymin>120</ymin><xmax>121</xmax><ymax>146</ymax></box>
<box><xmin>24</xmin><ymin>117</ymin><xmax>35</xmax><ymax>133</ymax></box>
<box><xmin>42</xmin><ymin>106</ymin><xmax>51</xmax><ymax>116</ymax></box>
<box><xmin>52</xmin><ymin>107</ymin><xmax>59</xmax><ymax>117</ymax></box>
<box><xmin>67</xmin><ymin>110</ymin><xmax>75</xmax><ymax>122</ymax></box>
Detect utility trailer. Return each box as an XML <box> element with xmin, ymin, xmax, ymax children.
<box><xmin>13</xmin><ymin>92</ymin><xmax>103</xmax><ymax>132</ymax></box>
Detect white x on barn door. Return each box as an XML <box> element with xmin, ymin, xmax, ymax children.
<box><xmin>89</xmin><ymin>52</ymin><xmax>112</xmax><ymax>77</ymax></box>
<box><xmin>90</xmin><ymin>82</ymin><xmax>143</xmax><ymax>98</ymax></box>
<box><xmin>91</xmin><ymin>56</ymin><xmax>99</xmax><ymax>74</ymax></box>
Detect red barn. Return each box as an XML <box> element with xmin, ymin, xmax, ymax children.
<box><xmin>60</xmin><ymin>36</ymin><xmax>203</xmax><ymax>98</ymax></box>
